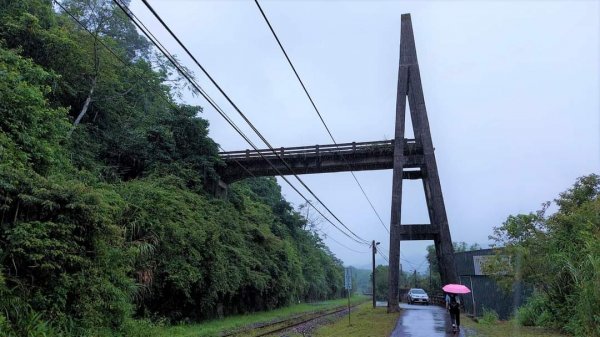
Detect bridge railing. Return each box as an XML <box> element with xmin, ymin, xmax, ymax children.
<box><xmin>219</xmin><ymin>139</ymin><xmax>419</xmax><ymax>160</ymax></box>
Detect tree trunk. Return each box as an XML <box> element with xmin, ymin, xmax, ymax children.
<box><xmin>69</xmin><ymin>33</ymin><xmax>100</xmax><ymax>137</ymax></box>
<box><xmin>69</xmin><ymin>76</ymin><xmax>97</xmax><ymax>136</ymax></box>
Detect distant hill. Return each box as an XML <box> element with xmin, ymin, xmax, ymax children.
<box><xmin>347</xmin><ymin>267</ymin><xmax>372</xmax><ymax>293</ymax></box>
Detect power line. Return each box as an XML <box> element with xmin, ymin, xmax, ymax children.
<box><xmin>253</xmin><ymin>0</ymin><xmax>390</xmax><ymax>234</ymax></box>
<box><xmin>137</xmin><ymin>0</ymin><xmax>369</xmax><ymax>245</ymax></box>
<box><xmin>376</xmin><ymin>247</ymin><xmax>416</xmax><ymax>271</ymax></box>
<box><xmin>221</xmin><ymin>146</ymin><xmax>371</xmax><ymax>253</ymax></box>
<box><xmin>377</xmin><ymin>243</ymin><xmax>412</xmax><ymax>268</ymax></box>
<box><xmin>378</xmin><ymin>252</ymin><xmax>389</xmax><ymax>263</ymax></box>
<box><xmin>380</xmin><ymin>251</ymin><xmax>390</xmax><ymax>263</ymax></box>
<box><xmin>414</xmin><ymin>258</ymin><xmax>429</xmax><ymax>273</ymax></box>
<box><xmin>115</xmin><ymin>0</ymin><xmax>369</xmax><ymax>246</ymax></box>
<box><xmin>57</xmin><ymin>0</ymin><xmax>369</xmax><ymax>247</ymax></box>
<box><xmin>321</xmin><ymin>231</ymin><xmax>368</xmax><ymax>254</ymax></box>
<box><xmin>375</xmin><ymin>244</ymin><xmax>389</xmax><ymax>263</ymax></box>
<box><xmin>230</xmin><ymin>151</ymin><xmax>368</xmax><ymax>256</ymax></box>
<box><xmin>377</xmin><ymin>247</ymin><xmax>389</xmax><ymax>263</ymax></box>
<box><xmin>219</xmin><ymin>149</ymin><xmax>372</xmax><ymax>256</ymax></box>
<box><xmin>377</xmin><ymin>250</ymin><xmax>389</xmax><ymax>264</ymax></box>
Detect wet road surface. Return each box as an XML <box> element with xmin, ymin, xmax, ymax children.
<box><xmin>389</xmin><ymin>303</ymin><xmax>467</xmax><ymax>337</ymax></box>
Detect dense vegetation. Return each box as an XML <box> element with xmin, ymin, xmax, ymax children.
<box><xmin>487</xmin><ymin>174</ymin><xmax>599</xmax><ymax>337</ymax></box>
<box><xmin>0</xmin><ymin>0</ymin><xmax>344</xmax><ymax>335</ymax></box>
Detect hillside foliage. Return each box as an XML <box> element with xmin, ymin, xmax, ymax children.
<box><xmin>0</xmin><ymin>1</ymin><xmax>344</xmax><ymax>335</ymax></box>
<box><xmin>487</xmin><ymin>174</ymin><xmax>600</xmax><ymax>337</ymax></box>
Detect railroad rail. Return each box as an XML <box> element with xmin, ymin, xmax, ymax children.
<box><xmin>220</xmin><ymin>302</ymin><xmax>362</xmax><ymax>337</ymax></box>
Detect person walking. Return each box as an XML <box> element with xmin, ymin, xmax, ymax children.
<box><xmin>442</xmin><ymin>284</ymin><xmax>470</xmax><ymax>332</ymax></box>
<box><xmin>445</xmin><ymin>292</ymin><xmax>461</xmax><ymax>331</ymax></box>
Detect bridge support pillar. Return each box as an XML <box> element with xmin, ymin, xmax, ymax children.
<box><xmin>205</xmin><ymin>178</ymin><xmax>228</xmax><ymax>199</ymax></box>
<box><xmin>387</xmin><ymin>14</ymin><xmax>458</xmax><ymax>313</ymax></box>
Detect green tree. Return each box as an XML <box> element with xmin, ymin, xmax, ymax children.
<box><xmin>0</xmin><ymin>45</ymin><xmax>69</xmax><ymax>174</ymax></box>
<box><xmin>488</xmin><ymin>174</ymin><xmax>600</xmax><ymax>337</ymax></box>
<box><xmin>372</xmin><ymin>265</ymin><xmax>389</xmax><ymax>301</ymax></box>
<box><xmin>0</xmin><ymin>1</ymin><xmax>347</xmax><ymax>334</ymax></box>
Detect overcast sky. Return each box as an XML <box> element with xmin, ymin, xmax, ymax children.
<box><xmin>130</xmin><ymin>0</ymin><xmax>599</xmax><ymax>273</ymax></box>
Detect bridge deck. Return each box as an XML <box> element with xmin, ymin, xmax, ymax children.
<box><xmin>218</xmin><ymin>139</ymin><xmax>424</xmax><ymax>183</ymax></box>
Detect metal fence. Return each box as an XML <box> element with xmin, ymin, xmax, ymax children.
<box><xmin>454</xmin><ymin>249</ymin><xmax>531</xmax><ymax>319</ymax></box>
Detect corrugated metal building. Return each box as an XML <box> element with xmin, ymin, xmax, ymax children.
<box><xmin>454</xmin><ymin>248</ymin><xmax>530</xmax><ymax>319</ymax></box>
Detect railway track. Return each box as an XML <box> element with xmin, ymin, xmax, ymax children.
<box><xmin>221</xmin><ymin>302</ymin><xmax>363</xmax><ymax>337</ymax></box>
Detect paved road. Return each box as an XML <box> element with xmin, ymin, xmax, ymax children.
<box><xmin>389</xmin><ymin>303</ymin><xmax>468</xmax><ymax>337</ymax></box>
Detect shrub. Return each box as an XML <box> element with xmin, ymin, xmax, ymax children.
<box><xmin>480</xmin><ymin>308</ymin><xmax>499</xmax><ymax>325</ymax></box>
<box><xmin>516</xmin><ymin>293</ymin><xmax>546</xmax><ymax>326</ymax></box>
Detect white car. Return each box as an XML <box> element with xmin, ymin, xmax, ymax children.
<box><xmin>407</xmin><ymin>288</ymin><xmax>429</xmax><ymax>305</ymax></box>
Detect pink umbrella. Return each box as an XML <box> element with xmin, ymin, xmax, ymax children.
<box><xmin>443</xmin><ymin>284</ymin><xmax>471</xmax><ymax>294</ymax></box>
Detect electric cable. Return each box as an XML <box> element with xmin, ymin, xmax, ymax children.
<box><xmin>253</xmin><ymin>0</ymin><xmax>390</xmax><ymax>234</ymax></box>
<box><xmin>137</xmin><ymin>0</ymin><xmax>369</xmax><ymax>244</ymax></box>
<box><xmin>377</xmin><ymin>250</ymin><xmax>389</xmax><ymax>264</ymax></box>
<box><xmin>321</xmin><ymin>232</ymin><xmax>368</xmax><ymax>254</ymax></box>
<box><xmin>57</xmin><ymin>0</ymin><xmax>369</xmax><ymax>246</ymax></box>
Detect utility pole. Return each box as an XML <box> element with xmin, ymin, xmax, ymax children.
<box><xmin>371</xmin><ymin>240</ymin><xmax>380</xmax><ymax>308</ymax></box>
<box><xmin>413</xmin><ymin>270</ymin><xmax>417</xmax><ymax>288</ymax></box>
<box><xmin>400</xmin><ymin>263</ymin><xmax>403</xmax><ymax>288</ymax></box>
<box><xmin>429</xmin><ymin>264</ymin><xmax>432</xmax><ymax>290</ymax></box>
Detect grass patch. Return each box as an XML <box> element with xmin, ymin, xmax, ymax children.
<box><xmin>461</xmin><ymin>314</ymin><xmax>570</xmax><ymax>337</ymax></box>
<box><xmin>294</xmin><ymin>302</ymin><xmax>400</xmax><ymax>337</ymax></box>
<box><xmin>479</xmin><ymin>309</ymin><xmax>499</xmax><ymax>325</ymax></box>
<box><xmin>142</xmin><ymin>295</ymin><xmax>368</xmax><ymax>337</ymax></box>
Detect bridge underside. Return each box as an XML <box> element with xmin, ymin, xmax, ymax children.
<box><xmin>398</xmin><ymin>224</ymin><xmax>439</xmax><ymax>240</ymax></box>
<box><xmin>218</xmin><ymin>139</ymin><xmax>423</xmax><ymax>183</ymax></box>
